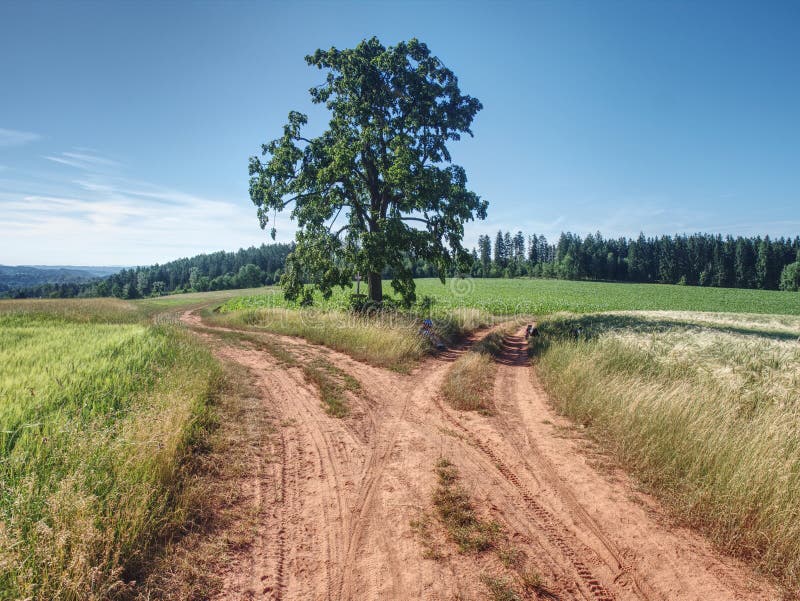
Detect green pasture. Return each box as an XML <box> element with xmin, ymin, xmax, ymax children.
<box><xmin>220</xmin><ymin>277</ymin><xmax>800</xmax><ymax>316</ymax></box>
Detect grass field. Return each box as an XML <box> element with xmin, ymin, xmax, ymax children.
<box><xmin>531</xmin><ymin>311</ymin><xmax>800</xmax><ymax>589</ymax></box>
<box><xmin>221</xmin><ymin>277</ymin><xmax>800</xmax><ymax>316</ymax></box>
<box><xmin>0</xmin><ymin>298</ymin><xmax>221</xmax><ymax>600</ymax></box>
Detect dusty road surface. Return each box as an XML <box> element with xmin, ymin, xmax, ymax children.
<box><xmin>181</xmin><ymin>310</ymin><xmax>779</xmax><ymax>601</ymax></box>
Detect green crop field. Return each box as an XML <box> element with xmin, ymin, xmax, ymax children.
<box><xmin>0</xmin><ymin>298</ymin><xmax>221</xmax><ymax>600</ymax></box>
<box><xmin>220</xmin><ymin>277</ymin><xmax>800</xmax><ymax>316</ymax></box>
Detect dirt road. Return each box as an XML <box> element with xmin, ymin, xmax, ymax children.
<box><xmin>180</xmin><ymin>311</ymin><xmax>779</xmax><ymax>601</ymax></box>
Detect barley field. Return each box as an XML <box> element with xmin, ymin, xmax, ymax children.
<box><xmin>531</xmin><ymin>311</ymin><xmax>800</xmax><ymax>588</ymax></box>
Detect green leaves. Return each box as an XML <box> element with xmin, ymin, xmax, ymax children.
<box><xmin>249</xmin><ymin>37</ymin><xmax>487</xmax><ymax>303</ymax></box>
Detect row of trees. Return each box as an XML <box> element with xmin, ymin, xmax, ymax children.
<box><xmin>7</xmin><ymin>232</ymin><xmax>800</xmax><ymax>300</ymax></box>
<box><xmin>5</xmin><ymin>244</ymin><xmax>293</xmax><ymax>299</ymax></box>
<box><xmin>467</xmin><ymin>231</ymin><xmax>800</xmax><ymax>291</ymax></box>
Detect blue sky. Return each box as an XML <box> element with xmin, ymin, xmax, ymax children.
<box><xmin>1</xmin><ymin>0</ymin><xmax>798</xmax><ymax>265</ymax></box>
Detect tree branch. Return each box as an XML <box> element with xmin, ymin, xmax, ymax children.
<box><xmin>278</xmin><ymin>193</ymin><xmax>307</xmax><ymax>209</ymax></box>
<box><xmin>332</xmin><ymin>224</ymin><xmax>351</xmax><ymax>238</ymax></box>
<box><xmin>327</xmin><ymin>205</ymin><xmax>344</xmax><ymax>232</ymax></box>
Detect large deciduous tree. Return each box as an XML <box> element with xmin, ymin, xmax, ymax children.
<box><xmin>248</xmin><ymin>37</ymin><xmax>487</xmax><ymax>304</ymax></box>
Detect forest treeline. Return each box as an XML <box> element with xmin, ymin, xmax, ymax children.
<box><xmin>4</xmin><ymin>244</ymin><xmax>293</xmax><ymax>299</ymax></box>
<box><xmin>456</xmin><ymin>232</ymin><xmax>800</xmax><ymax>290</ymax></box>
<box><xmin>455</xmin><ymin>231</ymin><xmax>800</xmax><ymax>291</ymax></box>
<box><xmin>5</xmin><ymin>232</ymin><xmax>800</xmax><ymax>299</ymax></box>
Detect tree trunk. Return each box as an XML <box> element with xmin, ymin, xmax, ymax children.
<box><xmin>367</xmin><ymin>271</ymin><xmax>383</xmax><ymax>303</ymax></box>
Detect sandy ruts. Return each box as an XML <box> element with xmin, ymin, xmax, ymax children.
<box><xmin>180</xmin><ymin>310</ymin><xmax>778</xmax><ymax>601</ymax></box>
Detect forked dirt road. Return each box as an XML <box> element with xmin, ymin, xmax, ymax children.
<box><xmin>181</xmin><ymin>310</ymin><xmax>779</xmax><ymax>601</ymax></box>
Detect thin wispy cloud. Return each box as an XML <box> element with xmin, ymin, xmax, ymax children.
<box><xmin>696</xmin><ymin>220</ymin><xmax>800</xmax><ymax>238</ymax></box>
<box><xmin>0</xmin><ymin>128</ymin><xmax>41</xmax><ymax>147</ymax></box>
<box><xmin>43</xmin><ymin>156</ymin><xmax>88</xmax><ymax>169</ymax></box>
<box><xmin>44</xmin><ymin>149</ymin><xmax>120</xmax><ymax>171</ymax></box>
<box><xmin>0</xmin><ymin>150</ymin><xmax>280</xmax><ymax>265</ymax></box>
<box><xmin>63</xmin><ymin>152</ymin><xmax>119</xmax><ymax>167</ymax></box>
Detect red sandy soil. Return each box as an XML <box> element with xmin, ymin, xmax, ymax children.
<box><xmin>179</xmin><ymin>310</ymin><xmax>779</xmax><ymax>601</ymax></box>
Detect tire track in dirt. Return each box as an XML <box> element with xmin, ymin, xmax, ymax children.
<box><xmin>182</xmin><ymin>311</ymin><xmax>378</xmax><ymax>598</ymax></box>
<box><xmin>183</xmin><ymin>311</ymin><xmax>359</xmax><ymax>600</ymax></box>
<box><xmin>191</xmin><ymin>310</ymin><xmax>436</xmax><ymax>599</ymax></box>
<box><xmin>491</xmin><ymin>333</ymin><xmax>663</xmax><ymax>601</ymax></box>
<box><xmin>326</xmin><ymin>336</ymin><xmax>474</xmax><ymax>600</ymax></box>
<box><xmin>241</xmin><ymin>323</ymin><xmax>506</xmax><ymax>600</ymax></box>
<box><xmin>271</xmin><ymin>429</ymin><xmax>287</xmax><ymax>599</ymax></box>
<box><xmin>177</xmin><ymin>319</ymin><xmax>281</xmax><ymax>598</ymax></box>
<box><xmin>433</xmin><ymin>393</ymin><xmax>617</xmax><ymax>601</ymax></box>
<box><xmin>323</xmin><ymin>325</ymin><xmax>602</xmax><ymax>599</ymax></box>
<box><xmin>426</xmin><ymin>326</ymin><xmax>619</xmax><ymax>599</ymax></box>
<box><xmin>498</xmin><ymin>332</ymin><xmax>660</xmax><ymax>600</ymax></box>
<box><xmin>336</xmin><ymin>390</ymin><xmax>409</xmax><ymax>601</ymax></box>
<box><xmin>224</xmin><ymin>327</ymin><xmax>411</xmax><ymax>600</ymax></box>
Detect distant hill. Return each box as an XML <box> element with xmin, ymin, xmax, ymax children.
<box><xmin>0</xmin><ymin>265</ymin><xmax>124</xmax><ymax>293</ymax></box>
<box><xmin>3</xmin><ymin>244</ymin><xmax>293</xmax><ymax>299</ymax></box>
<box><xmin>26</xmin><ymin>265</ymin><xmax>126</xmax><ymax>277</ymax></box>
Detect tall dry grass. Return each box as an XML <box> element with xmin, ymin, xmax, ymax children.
<box><xmin>210</xmin><ymin>305</ymin><xmax>496</xmax><ymax>371</ymax></box>
<box><xmin>532</xmin><ymin>311</ymin><xmax>800</xmax><ymax>589</ymax></box>
<box><xmin>210</xmin><ymin>307</ymin><xmax>426</xmax><ymax>370</ymax></box>
<box><xmin>442</xmin><ymin>352</ymin><xmax>497</xmax><ymax>413</ymax></box>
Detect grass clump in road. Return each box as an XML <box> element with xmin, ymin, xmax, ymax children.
<box><xmin>442</xmin><ymin>353</ymin><xmax>496</xmax><ymax>413</ymax></box>
<box><xmin>210</xmin><ymin>307</ymin><xmax>427</xmax><ymax>371</ymax></box>
<box><xmin>442</xmin><ymin>325</ymin><xmax>518</xmax><ymax>414</ymax></box>
<box><xmin>0</xmin><ymin>300</ymin><xmax>221</xmax><ymax>600</ymax></box>
<box><xmin>191</xmin><ymin>322</ymin><xmax>357</xmax><ymax>418</ymax></box>
<box><xmin>432</xmin><ymin>458</ymin><xmax>499</xmax><ymax>554</ymax></box>
<box><xmin>479</xmin><ymin>569</ymin><xmax>550</xmax><ymax>601</ymax></box>
<box><xmin>409</xmin><ymin>513</ymin><xmax>443</xmax><ymax>561</ymax></box>
<box><xmin>479</xmin><ymin>574</ymin><xmax>520</xmax><ymax>601</ymax></box>
<box><xmin>194</xmin><ymin>324</ymin><xmax>299</xmax><ymax>367</ymax></box>
<box><xmin>302</xmin><ymin>357</ymin><xmax>360</xmax><ymax>418</ymax></box>
<box><xmin>532</xmin><ymin>310</ymin><xmax>800</xmax><ymax>590</ymax></box>
<box><xmin>426</xmin><ymin>459</ymin><xmax>552</xmax><ymax>599</ymax></box>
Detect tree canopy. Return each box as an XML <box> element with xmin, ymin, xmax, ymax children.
<box><xmin>248</xmin><ymin>37</ymin><xmax>487</xmax><ymax>304</ymax></box>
